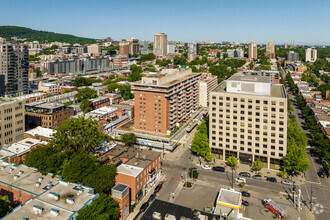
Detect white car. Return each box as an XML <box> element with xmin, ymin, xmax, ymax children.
<box><xmin>281</xmin><ymin>180</ymin><xmax>294</xmax><ymax>186</ymax></box>
<box><xmin>202</xmin><ymin>165</ymin><xmax>211</xmax><ymax>170</ymax></box>
<box><xmin>235</xmin><ymin>177</ymin><xmax>246</xmax><ymax>183</ymax></box>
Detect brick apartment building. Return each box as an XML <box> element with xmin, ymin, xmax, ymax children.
<box><xmin>90</xmin><ymin>96</ymin><xmax>110</xmax><ymax>110</ymax></box>
<box><xmin>132</xmin><ymin>69</ymin><xmax>201</xmax><ymax>135</ymax></box>
<box><xmin>25</xmin><ymin>102</ymin><xmax>74</xmax><ymax>130</ymax></box>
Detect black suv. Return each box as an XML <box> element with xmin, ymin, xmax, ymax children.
<box><xmin>154</xmin><ymin>182</ymin><xmax>163</xmax><ymax>193</ymax></box>
<box><xmin>212</xmin><ymin>166</ymin><xmax>225</xmax><ymax>172</ymax></box>
<box><xmin>140</xmin><ymin>202</ymin><xmax>149</xmax><ymax>212</ymax></box>
<box><xmin>266</xmin><ymin>177</ymin><xmax>277</xmax><ymax>182</ymax></box>
<box><xmin>241</xmin><ymin>192</ymin><xmax>250</xmax><ymax>197</ymax></box>
<box><xmin>239</xmin><ymin>172</ymin><xmax>251</xmax><ymax>178</ymax></box>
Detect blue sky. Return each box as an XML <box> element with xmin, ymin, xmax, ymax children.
<box><xmin>1</xmin><ymin>0</ymin><xmax>330</xmax><ymax>44</ymax></box>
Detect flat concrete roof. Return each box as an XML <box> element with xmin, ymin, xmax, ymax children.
<box><xmin>0</xmin><ymin>162</ymin><xmax>36</xmax><ymax>186</ymax></box>
<box><xmin>229</xmin><ymin>75</ymin><xmax>270</xmax><ymax>83</ymax></box>
<box><xmin>117</xmin><ymin>164</ymin><xmax>143</xmax><ymax>177</ymax></box>
<box><xmin>37</xmin><ymin>180</ymin><xmax>96</xmax><ymax>212</ymax></box>
<box><xmin>3</xmin><ymin>199</ymin><xmax>74</xmax><ymax>220</ymax></box>
<box><xmin>6</xmin><ymin>138</ymin><xmax>48</xmax><ymax>156</ymax></box>
<box><xmin>24</xmin><ymin>126</ymin><xmax>55</xmax><ymax>139</ymax></box>
<box><xmin>214</xmin><ymin>80</ymin><xmax>286</xmax><ymax>98</ymax></box>
<box><xmin>0</xmin><ymin>149</ymin><xmax>16</xmax><ymax>160</ymax></box>
<box><xmin>217</xmin><ymin>188</ymin><xmax>241</xmax><ymax>207</ymax></box>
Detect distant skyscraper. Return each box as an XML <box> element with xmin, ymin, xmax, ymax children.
<box><xmin>286</xmin><ymin>51</ymin><xmax>299</xmax><ymax>62</ymax></box>
<box><xmin>227</xmin><ymin>48</ymin><xmax>244</xmax><ymax>58</ymax></box>
<box><xmin>153</xmin><ymin>33</ymin><xmax>167</xmax><ymax>56</ymax></box>
<box><xmin>284</xmin><ymin>43</ymin><xmax>288</xmax><ymax>49</ymax></box>
<box><xmin>248</xmin><ymin>42</ymin><xmax>257</xmax><ymax>59</ymax></box>
<box><xmin>305</xmin><ymin>48</ymin><xmax>317</xmax><ymax>62</ymax></box>
<box><xmin>0</xmin><ymin>43</ymin><xmax>29</xmax><ymax>97</ymax></box>
<box><xmin>188</xmin><ymin>42</ymin><xmax>199</xmax><ymax>61</ymax></box>
<box><xmin>125</xmin><ymin>38</ymin><xmax>140</xmax><ymax>56</ymax></box>
<box><xmin>265</xmin><ymin>41</ymin><xmax>275</xmax><ymax>59</ymax></box>
<box><xmin>119</xmin><ymin>41</ymin><xmax>130</xmax><ymax>57</ymax></box>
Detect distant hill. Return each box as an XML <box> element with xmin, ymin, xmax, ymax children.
<box><xmin>0</xmin><ymin>26</ymin><xmax>97</xmax><ymax>45</ymax></box>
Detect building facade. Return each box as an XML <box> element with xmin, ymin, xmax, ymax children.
<box><xmin>209</xmin><ymin>75</ymin><xmax>287</xmax><ymax>169</ymax></box>
<box><xmin>248</xmin><ymin>42</ymin><xmax>257</xmax><ymax>60</ymax></box>
<box><xmin>265</xmin><ymin>41</ymin><xmax>275</xmax><ymax>59</ymax></box>
<box><xmin>167</xmin><ymin>41</ymin><xmax>176</xmax><ymax>54</ymax></box>
<box><xmin>87</xmin><ymin>44</ymin><xmax>101</xmax><ymax>54</ymax></box>
<box><xmin>25</xmin><ymin>102</ymin><xmax>74</xmax><ymax>130</ymax></box>
<box><xmin>305</xmin><ymin>48</ymin><xmax>317</xmax><ymax>62</ymax></box>
<box><xmin>199</xmin><ymin>75</ymin><xmax>218</xmax><ymax>107</ymax></box>
<box><xmin>153</xmin><ymin>33</ymin><xmax>167</xmax><ymax>56</ymax></box>
<box><xmin>132</xmin><ymin>69</ymin><xmax>200</xmax><ymax>134</ymax></box>
<box><xmin>0</xmin><ymin>43</ymin><xmax>29</xmax><ymax>97</ymax></box>
<box><xmin>187</xmin><ymin>42</ymin><xmax>199</xmax><ymax>61</ymax></box>
<box><xmin>0</xmin><ymin>99</ymin><xmax>25</xmax><ymax>147</ymax></box>
<box><xmin>286</xmin><ymin>51</ymin><xmax>299</xmax><ymax>62</ymax></box>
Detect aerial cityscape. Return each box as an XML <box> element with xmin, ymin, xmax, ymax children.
<box><xmin>0</xmin><ymin>0</ymin><xmax>330</xmax><ymax>220</ymax></box>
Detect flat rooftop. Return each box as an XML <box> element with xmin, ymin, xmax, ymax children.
<box><xmin>117</xmin><ymin>164</ymin><xmax>143</xmax><ymax>177</ymax></box>
<box><xmin>141</xmin><ymin>199</ymin><xmax>220</xmax><ymax>220</ymax></box>
<box><xmin>112</xmin><ymin>183</ymin><xmax>129</xmax><ymax>193</ymax></box>
<box><xmin>116</xmin><ymin>121</ymin><xmax>168</xmax><ymax>138</ymax></box>
<box><xmin>3</xmin><ymin>199</ymin><xmax>74</xmax><ymax>220</ymax></box>
<box><xmin>0</xmin><ymin>149</ymin><xmax>16</xmax><ymax>160</ymax></box>
<box><xmin>229</xmin><ymin>75</ymin><xmax>270</xmax><ymax>83</ymax></box>
<box><xmin>37</xmin><ymin>180</ymin><xmax>96</xmax><ymax>212</ymax></box>
<box><xmin>217</xmin><ymin>188</ymin><xmax>241</xmax><ymax>207</ymax></box>
<box><xmin>24</xmin><ymin>126</ymin><xmax>55</xmax><ymax>139</ymax></box>
<box><xmin>6</xmin><ymin>138</ymin><xmax>48</xmax><ymax>156</ymax></box>
<box><xmin>214</xmin><ymin>80</ymin><xmax>286</xmax><ymax>98</ymax></box>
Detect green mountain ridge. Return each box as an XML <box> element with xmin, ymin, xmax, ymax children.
<box><xmin>0</xmin><ymin>26</ymin><xmax>98</xmax><ymax>45</ymax></box>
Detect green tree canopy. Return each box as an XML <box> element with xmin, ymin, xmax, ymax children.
<box><xmin>75</xmin><ymin>87</ymin><xmax>97</xmax><ymax>102</ymax></box>
<box><xmin>73</xmin><ymin>77</ymin><xmax>102</xmax><ymax>87</ymax></box>
<box><xmin>121</xmin><ymin>133</ymin><xmax>137</xmax><ymax>146</ymax></box>
<box><xmin>141</xmin><ymin>53</ymin><xmax>155</xmax><ymax>61</ymax></box>
<box><xmin>227</xmin><ymin>155</ymin><xmax>238</xmax><ymax>168</ymax></box>
<box><xmin>253</xmin><ymin>158</ymin><xmax>264</xmax><ymax>172</ymax></box>
<box><xmin>80</xmin><ymin>99</ymin><xmax>92</xmax><ymax>114</ymax></box>
<box><xmin>76</xmin><ymin>194</ymin><xmax>119</xmax><ymax>220</ymax></box>
<box><xmin>0</xmin><ymin>196</ymin><xmax>13</xmax><ymax>218</ymax></box>
<box><xmin>50</xmin><ymin>116</ymin><xmax>108</xmax><ymax>156</ymax></box>
<box><xmin>191</xmin><ymin>121</ymin><xmax>212</xmax><ymax>161</ymax></box>
<box><xmin>128</xmin><ymin>64</ymin><xmax>143</xmax><ymax>82</ymax></box>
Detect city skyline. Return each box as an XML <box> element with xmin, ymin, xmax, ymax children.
<box><xmin>0</xmin><ymin>0</ymin><xmax>330</xmax><ymax>45</ymax></box>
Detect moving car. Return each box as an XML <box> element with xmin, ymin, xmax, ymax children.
<box><xmin>140</xmin><ymin>202</ymin><xmax>149</xmax><ymax>212</ymax></box>
<box><xmin>241</xmin><ymin>200</ymin><xmax>249</xmax><ymax>206</ymax></box>
<box><xmin>266</xmin><ymin>177</ymin><xmax>277</xmax><ymax>182</ymax></box>
<box><xmin>239</xmin><ymin>172</ymin><xmax>251</xmax><ymax>178</ymax></box>
<box><xmin>212</xmin><ymin>166</ymin><xmax>225</xmax><ymax>172</ymax></box>
<box><xmin>148</xmin><ymin>193</ymin><xmax>156</xmax><ymax>202</ymax></box>
<box><xmin>252</xmin><ymin>174</ymin><xmax>262</xmax><ymax>180</ymax></box>
<box><xmin>202</xmin><ymin>164</ymin><xmax>211</xmax><ymax>170</ymax></box>
<box><xmin>281</xmin><ymin>180</ymin><xmax>294</xmax><ymax>186</ymax></box>
<box><xmin>235</xmin><ymin>177</ymin><xmax>246</xmax><ymax>183</ymax></box>
<box><xmin>241</xmin><ymin>192</ymin><xmax>250</xmax><ymax>197</ymax></box>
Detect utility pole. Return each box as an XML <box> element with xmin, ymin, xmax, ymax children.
<box><xmin>298</xmin><ymin>189</ymin><xmax>301</xmax><ymax>211</ymax></box>
<box><xmin>310</xmin><ymin>184</ymin><xmax>313</xmax><ymax>212</ymax></box>
<box><xmin>232</xmin><ymin>166</ymin><xmax>234</xmax><ymax>188</ymax></box>
<box><xmin>293</xmin><ymin>184</ymin><xmax>296</xmax><ymax>208</ymax></box>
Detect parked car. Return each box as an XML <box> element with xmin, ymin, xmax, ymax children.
<box><xmin>212</xmin><ymin>166</ymin><xmax>225</xmax><ymax>172</ymax></box>
<box><xmin>239</xmin><ymin>172</ymin><xmax>251</xmax><ymax>178</ymax></box>
<box><xmin>318</xmin><ymin>170</ymin><xmax>325</xmax><ymax>178</ymax></box>
<box><xmin>154</xmin><ymin>182</ymin><xmax>163</xmax><ymax>193</ymax></box>
<box><xmin>241</xmin><ymin>200</ymin><xmax>249</xmax><ymax>206</ymax></box>
<box><xmin>148</xmin><ymin>193</ymin><xmax>156</xmax><ymax>202</ymax></box>
<box><xmin>252</xmin><ymin>175</ymin><xmax>262</xmax><ymax>180</ymax></box>
<box><xmin>140</xmin><ymin>202</ymin><xmax>149</xmax><ymax>212</ymax></box>
<box><xmin>235</xmin><ymin>177</ymin><xmax>246</xmax><ymax>183</ymax></box>
<box><xmin>241</xmin><ymin>192</ymin><xmax>250</xmax><ymax>197</ymax></box>
<box><xmin>281</xmin><ymin>180</ymin><xmax>295</xmax><ymax>186</ymax></box>
<box><xmin>266</xmin><ymin>177</ymin><xmax>277</xmax><ymax>182</ymax></box>
<box><xmin>202</xmin><ymin>164</ymin><xmax>211</xmax><ymax>170</ymax></box>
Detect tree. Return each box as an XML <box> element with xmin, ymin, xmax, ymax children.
<box><xmin>63</xmin><ymin>89</ymin><xmax>72</xmax><ymax>94</ymax></box>
<box><xmin>227</xmin><ymin>155</ymin><xmax>238</xmax><ymax>188</ymax></box>
<box><xmin>83</xmin><ymin>164</ymin><xmax>117</xmax><ymax>194</ymax></box>
<box><xmin>284</xmin><ymin>143</ymin><xmax>310</xmax><ymax>175</ymax></box>
<box><xmin>80</xmin><ymin>99</ymin><xmax>92</xmax><ymax>114</ymax></box>
<box><xmin>62</xmin><ymin>153</ymin><xmax>99</xmax><ymax>184</ymax></box>
<box><xmin>0</xmin><ymin>196</ymin><xmax>13</xmax><ymax>218</ymax></box>
<box><xmin>249</xmin><ymin>62</ymin><xmax>254</xmax><ymax>69</ymax></box>
<box><xmin>107</xmin><ymin>83</ymin><xmax>119</xmax><ymax>93</ymax></box>
<box><xmin>50</xmin><ymin>116</ymin><xmax>108</xmax><ymax>156</ymax></box>
<box><xmin>34</xmin><ymin>67</ymin><xmax>43</xmax><ymax>77</ymax></box>
<box><xmin>141</xmin><ymin>53</ymin><xmax>155</xmax><ymax>61</ymax></box>
<box><xmin>253</xmin><ymin>158</ymin><xmax>264</xmax><ymax>173</ymax></box>
<box><xmin>189</xmin><ymin>167</ymin><xmax>199</xmax><ymax>179</ymax></box>
<box><xmin>118</xmin><ymin>85</ymin><xmax>133</xmax><ymax>100</ymax></box>
<box><xmin>73</xmin><ymin>77</ymin><xmax>102</xmax><ymax>87</ymax></box>
<box><xmin>128</xmin><ymin>64</ymin><xmax>143</xmax><ymax>82</ymax></box>
<box><xmin>75</xmin><ymin>87</ymin><xmax>97</xmax><ymax>102</ymax></box>
<box><xmin>191</xmin><ymin>121</ymin><xmax>212</xmax><ymax>161</ymax></box>
<box><xmin>76</xmin><ymin>194</ymin><xmax>119</xmax><ymax>220</ymax></box>
<box><xmin>121</xmin><ymin>133</ymin><xmax>137</xmax><ymax>146</ymax></box>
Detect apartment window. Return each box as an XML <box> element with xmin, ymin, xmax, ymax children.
<box><xmin>280</xmin><ymin>102</ymin><xmax>284</xmax><ymax>106</ymax></box>
<box><xmin>255</xmin><ymin>137</ymin><xmax>260</xmax><ymax>141</ymax></box>
<box><xmin>263</xmin><ymin>151</ymin><xmax>267</xmax><ymax>154</ymax></box>
<box><xmin>241</xmin><ymin>105</ymin><xmax>245</xmax><ymax>108</ymax></box>
<box><xmin>256</xmin><ymin>100</ymin><xmax>260</xmax><ymax>104</ymax></box>
<box><xmin>279</xmin><ymin>108</ymin><xmax>284</xmax><ymax>112</ymax></box>
<box><xmin>279</xmin><ymin>147</ymin><xmax>284</xmax><ymax>151</ymax></box>
<box><xmin>263</xmin><ymin>100</ymin><xmax>268</xmax><ymax>105</ymax></box>
<box><xmin>219</xmin><ymin>96</ymin><xmax>223</xmax><ymax>100</ymax></box>
<box><xmin>240</xmin><ymin>147</ymin><xmax>244</xmax><ymax>151</ymax></box>
<box><xmin>271</xmin><ymin>101</ymin><xmax>276</xmax><ymax>105</ymax></box>
<box><xmin>248</xmin><ymin>99</ymin><xmax>252</xmax><ymax>103</ymax></box>
<box><xmin>226</xmin><ymin>97</ymin><xmax>230</xmax><ymax>101</ymax></box>
<box><xmin>233</xmin><ymin>98</ymin><xmax>237</xmax><ymax>101</ymax></box>
<box><xmin>263</xmin><ymin>107</ymin><xmax>268</xmax><ymax>111</ymax></box>
<box><xmin>256</xmin><ymin>149</ymin><xmax>260</xmax><ymax>153</ymax></box>
<box><xmin>271</xmin><ymin>107</ymin><xmax>276</xmax><ymax>112</ymax></box>
<box><xmin>240</xmin><ymin>98</ymin><xmax>245</xmax><ymax>102</ymax></box>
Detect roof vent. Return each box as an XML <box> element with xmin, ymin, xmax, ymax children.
<box><xmin>14</xmin><ymin>175</ymin><xmax>19</xmax><ymax>180</ymax></box>
<box><xmin>48</xmin><ymin>192</ymin><xmax>60</xmax><ymax>200</ymax></box>
<box><xmin>152</xmin><ymin>212</ymin><xmax>162</xmax><ymax>219</ymax></box>
<box><xmin>9</xmin><ymin>167</ymin><xmax>14</xmax><ymax>173</ymax></box>
<box><xmin>77</xmin><ymin>188</ymin><xmax>84</xmax><ymax>196</ymax></box>
<box><xmin>36</xmin><ymin>182</ymin><xmax>41</xmax><ymax>187</ymax></box>
<box><xmin>38</xmin><ymin>176</ymin><xmax>43</xmax><ymax>182</ymax></box>
<box><xmin>66</xmin><ymin>197</ymin><xmax>75</xmax><ymax>204</ymax></box>
<box><xmin>18</xmin><ymin>170</ymin><xmax>23</xmax><ymax>175</ymax></box>
<box><xmin>50</xmin><ymin>208</ymin><xmax>59</xmax><ymax>216</ymax></box>
<box><xmin>134</xmin><ymin>162</ymin><xmax>139</xmax><ymax>166</ymax></box>
<box><xmin>33</xmin><ymin>205</ymin><xmax>44</xmax><ymax>214</ymax></box>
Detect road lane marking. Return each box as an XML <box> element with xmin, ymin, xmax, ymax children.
<box><xmin>310</xmin><ymin>156</ymin><xmax>322</xmax><ymax>184</ymax></box>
